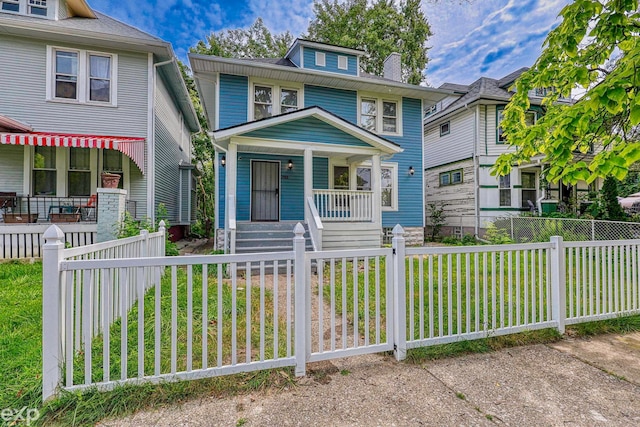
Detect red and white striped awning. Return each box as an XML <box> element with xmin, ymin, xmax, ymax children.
<box><xmin>0</xmin><ymin>132</ymin><xmax>146</xmax><ymax>174</ymax></box>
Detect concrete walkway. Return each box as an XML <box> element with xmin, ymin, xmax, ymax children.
<box><xmin>101</xmin><ymin>333</ymin><xmax>640</xmax><ymax>426</ymax></box>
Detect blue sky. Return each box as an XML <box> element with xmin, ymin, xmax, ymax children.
<box><xmin>89</xmin><ymin>0</ymin><xmax>570</xmax><ymax>87</ymax></box>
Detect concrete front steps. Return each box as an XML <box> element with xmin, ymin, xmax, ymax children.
<box><xmin>235</xmin><ymin>221</ymin><xmax>314</xmax><ymax>254</ymax></box>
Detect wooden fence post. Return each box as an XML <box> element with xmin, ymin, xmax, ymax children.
<box><xmin>550</xmin><ymin>236</ymin><xmax>566</xmax><ymax>334</ymax></box>
<box><xmin>392</xmin><ymin>224</ymin><xmax>407</xmax><ymax>361</ymax></box>
<box><xmin>293</xmin><ymin>222</ymin><xmax>307</xmax><ymax>376</ymax></box>
<box><xmin>42</xmin><ymin>225</ymin><xmax>65</xmax><ymax>401</ymax></box>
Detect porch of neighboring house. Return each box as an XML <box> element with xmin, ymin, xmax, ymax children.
<box><xmin>214</xmin><ymin>108</ymin><xmax>402</xmax><ymax>253</ymax></box>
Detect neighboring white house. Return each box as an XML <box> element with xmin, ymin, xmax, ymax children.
<box><xmin>423</xmin><ymin>68</ymin><xmax>600</xmax><ymax>237</ymax></box>
<box><xmin>0</xmin><ymin>0</ymin><xmax>200</xmax><ymax>242</ymax></box>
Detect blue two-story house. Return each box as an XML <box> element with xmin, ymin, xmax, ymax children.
<box><xmin>190</xmin><ymin>39</ymin><xmax>449</xmax><ymax>251</ymax></box>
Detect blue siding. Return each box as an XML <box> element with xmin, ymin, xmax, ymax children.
<box><xmin>304</xmin><ymin>85</ymin><xmax>357</xmax><ymax>124</ymax></box>
<box><xmin>244</xmin><ymin>117</ymin><xmax>371</xmax><ymax>147</ymax></box>
<box><xmin>382</xmin><ymin>97</ymin><xmax>424</xmax><ymax>228</ymax></box>
<box><xmin>303</xmin><ymin>47</ymin><xmax>358</xmax><ymax>76</ymax></box>
<box><xmin>219</xmin><ymin>153</ymin><xmax>330</xmax><ymax>223</ymax></box>
<box><xmin>313</xmin><ymin>157</ymin><xmax>329</xmax><ymax>189</ymax></box>
<box><xmin>289</xmin><ymin>45</ymin><xmax>301</xmax><ymax>67</ymax></box>
<box><xmin>219</xmin><ymin>74</ymin><xmax>248</xmax><ymax>129</ymax></box>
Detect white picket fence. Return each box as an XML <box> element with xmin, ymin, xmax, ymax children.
<box><xmin>0</xmin><ymin>223</ymin><xmax>96</xmax><ymax>259</ymax></box>
<box><xmin>41</xmin><ymin>224</ymin><xmax>640</xmax><ymax>401</ymax></box>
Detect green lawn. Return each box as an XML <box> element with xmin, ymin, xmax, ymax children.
<box><xmin>2</xmin><ymin>252</ymin><xmax>640</xmax><ymax>426</ymax></box>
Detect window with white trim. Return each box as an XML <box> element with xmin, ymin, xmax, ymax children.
<box><xmin>1</xmin><ymin>0</ymin><xmax>47</xmax><ymax>16</ymax></box>
<box><xmin>338</xmin><ymin>55</ymin><xmax>348</xmax><ymax>70</ymax></box>
<box><xmin>48</xmin><ymin>47</ymin><xmax>116</xmax><ymax>105</ymax></box>
<box><xmin>499</xmin><ymin>174</ymin><xmax>511</xmax><ymax>207</ymax></box>
<box><xmin>521</xmin><ymin>172</ymin><xmax>537</xmax><ymax>209</ymax></box>
<box><xmin>315</xmin><ymin>51</ymin><xmax>326</xmax><ymax>67</ymax></box>
<box><xmin>497</xmin><ymin>107</ymin><xmax>536</xmax><ymax>143</ymax></box>
<box><xmin>253</xmin><ymin>85</ymin><xmax>273</xmax><ymax>120</ymax></box>
<box><xmin>440</xmin><ymin>121</ymin><xmax>450</xmax><ymax>136</ymax></box>
<box><xmin>68</xmin><ymin>148</ymin><xmax>91</xmax><ymax>196</ymax></box>
<box><xmin>358</xmin><ymin>95</ymin><xmax>401</xmax><ymax>136</ymax></box>
<box><xmin>250</xmin><ymin>82</ymin><xmax>300</xmax><ymax>120</ymax></box>
<box><xmin>102</xmin><ymin>149</ymin><xmax>124</xmax><ymax>189</ymax></box>
<box><xmin>33</xmin><ymin>146</ymin><xmax>56</xmax><ymax>196</ymax></box>
<box><xmin>356</xmin><ymin>163</ymin><xmax>398</xmax><ymax>210</ymax></box>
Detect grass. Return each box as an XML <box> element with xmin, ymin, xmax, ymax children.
<box><xmin>3</xmin><ymin>252</ymin><xmax>640</xmax><ymax>425</ymax></box>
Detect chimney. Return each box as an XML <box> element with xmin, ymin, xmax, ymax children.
<box><xmin>383</xmin><ymin>52</ymin><xmax>402</xmax><ymax>82</ymax></box>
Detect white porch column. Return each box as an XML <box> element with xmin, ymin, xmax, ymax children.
<box><xmin>371</xmin><ymin>154</ymin><xmax>382</xmax><ymax>225</ymax></box>
<box><xmin>303</xmin><ymin>148</ymin><xmax>313</xmax><ymax>223</ymax></box>
<box><xmin>225</xmin><ymin>142</ymin><xmax>238</xmax><ymax>228</ymax></box>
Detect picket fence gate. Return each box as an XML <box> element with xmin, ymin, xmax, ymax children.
<box><xmin>42</xmin><ymin>223</ymin><xmax>640</xmax><ymax>401</ymax></box>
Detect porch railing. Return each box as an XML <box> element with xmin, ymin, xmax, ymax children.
<box><xmin>0</xmin><ymin>195</ymin><xmax>98</xmax><ymax>224</ymax></box>
<box><xmin>313</xmin><ymin>189</ymin><xmax>373</xmax><ymax>222</ymax></box>
<box><xmin>306</xmin><ymin>196</ymin><xmax>323</xmax><ymax>251</ymax></box>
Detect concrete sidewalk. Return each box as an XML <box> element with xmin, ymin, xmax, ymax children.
<box><xmin>102</xmin><ymin>333</ymin><xmax>640</xmax><ymax>426</ymax></box>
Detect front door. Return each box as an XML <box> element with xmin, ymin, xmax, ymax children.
<box><xmin>251</xmin><ymin>160</ymin><xmax>280</xmax><ymax>221</ymax></box>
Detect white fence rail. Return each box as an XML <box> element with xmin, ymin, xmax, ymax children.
<box><xmin>0</xmin><ymin>223</ymin><xmax>96</xmax><ymax>259</ymax></box>
<box><xmin>42</xmin><ymin>224</ymin><xmax>640</xmax><ymax>401</ymax></box>
<box><xmin>313</xmin><ymin>189</ymin><xmax>373</xmax><ymax>222</ymax></box>
<box><xmin>306</xmin><ymin>196</ymin><xmax>323</xmax><ymax>251</ymax></box>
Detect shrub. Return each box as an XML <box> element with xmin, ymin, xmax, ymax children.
<box><xmin>118</xmin><ymin>203</ymin><xmax>178</xmax><ymax>256</ymax></box>
<box><xmin>484</xmin><ymin>223</ymin><xmax>513</xmax><ymax>244</ymax></box>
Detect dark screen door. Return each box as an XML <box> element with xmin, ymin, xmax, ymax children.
<box><xmin>251</xmin><ymin>161</ymin><xmax>280</xmax><ymax>221</ymax></box>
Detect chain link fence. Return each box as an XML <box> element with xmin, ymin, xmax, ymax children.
<box><xmin>493</xmin><ymin>216</ymin><xmax>640</xmax><ymax>243</ymax></box>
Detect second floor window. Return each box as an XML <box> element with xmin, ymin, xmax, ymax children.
<box><xmin>49</xmin><ymin>47</ymin><xmax>116</xmax><ymax>105</ymax></box>
<box><xmin>252</xmin><ymin>84</ymin><xmax>300</xmax><ymax>120</ymax></box>
<box><xmin>1</xmin><ymin>0</ymin><xmax>46</xmax><ymax>16</ymax></box>
<box><xmin>359</xmin><ymin>96</ymin><xmax>400</xmax><ymax>135</ymax></box>
<box><xmin>497</xmin><ymin>107</ymin><xmax>536</xmax><ymax>143</ymax></box>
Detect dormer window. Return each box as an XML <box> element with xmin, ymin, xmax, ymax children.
<box><xmin>1</xmin><ymin>0</ymin><xmax>48</xmax><ymax>16</ymax></box>
<box><xmin>315</xmin><ymin>52</ymin><xmax>326</xmax><ymax>67</ymax></box>
<box><xmin>338</xmin><ymin>55</ymin><xmax>348</xmax><ymax>70</ymax></box>
<box><xmin>1</xmin><ymin>0</ymin><xmax>20</xmax><ymax>12</ymax></box>
<box><xmin>28</xmin><ymin>0</ymin><xmax>46</xmax><ymax>16</ymax></box>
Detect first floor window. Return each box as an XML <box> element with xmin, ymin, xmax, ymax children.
<box><xmin>253</xmin><ymin>85</ymin><xmax>273</xmax><ymax>120</ymax></box>
<box><xmin>103</xmin><ymin>150</ymin><xmax>123</xmax><ymax>189</ymax></box>
<box><xmin>333</xmin><ymin>166</ymin><xmax>349</xmax><ymax>190</ymax></box>
<box><xmin>499</xmin><ymin>174</ymin><xmax>511</xmax><ymax>207</ymax></box>
<box><xmin>355</xmin><ymin>165</ymin><xmax>396</xmax><ymax>209</ymax></box>
<box><xmin>68</xmin><ymin>148</ymin><xmax>91</xmax><ymax>196</ymax></box>
<box><xmin>521</xmin><ymin>172</ymin><xmax>537</xmax><ymax>209</ymax></box>
<box><xmin>439</xmin><ymin>169</ymin><xmax>462</xmax><ymax>186</ymax></box>
<box><xmin>33</xmin><ymin>146</ymin><xmax>56</xmax><ymax>196</ymax></box>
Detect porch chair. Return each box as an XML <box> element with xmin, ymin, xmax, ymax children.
<box><xmin>80</xmin><ymin>194</ymin><xmax>97</xmax><ymax>221</ymax></box>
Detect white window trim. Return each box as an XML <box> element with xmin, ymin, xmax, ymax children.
<box><xmin>439</xmin><ymin>121</ymin><xmax>450</xmax><ymax>136</ymax></box>
<box><xmin>247</xmin><ymin>78</ymin><xmax>303</xmax><ymax>122</ymax></box>
<box><xmin>46</xmin><ymin>46</ymin><xmax>118</xmax><ymax>107</ymax></box>
<box><xmin>357</xmin><ymin>92</ymin><xmax>403</xmax><ymax>137</ymax></box>
<box><xmin>337</xmin><ymin>55</ymin><xmax>348</xmax><ymax>70</ymax></box>
<box><xmin>1</xmin><ymin>0</ymin><xmax>52</xmax><ymax>18</ymax></box>
<box><xmin>315</xmin><ymin>51</ymin><xmax>326</xmax><ymax>67</ymax></box>
<box><xmin>333</xmin><ymin>159</ymin><xmax>399</xmax><ymax>211</ymax></box>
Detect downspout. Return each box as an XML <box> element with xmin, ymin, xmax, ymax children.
<box><xmin>464</xmin><ymin>103</ymin><xmax>481</xmax><ymax>238</ymax></box>
<box><xmin>150</xmin><ymin>57</ymin><xmax>176</xmax><ymax>224</ymax></box>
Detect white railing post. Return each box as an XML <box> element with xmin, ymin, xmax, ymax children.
<box><xmin>158</xmin><ymin>220</ymin><xmax>166</xmax><ymax>257</ymax></box>
<box><xmin>392</xmin><ymin>224</ymin><xmax>407</xmax><ymax>361</ymax></box>
<box><xmin>141</xmin><ymin>229</ymin><xmax>149</xmax><ymax>257</ymax></box>
<box><xmin>42</xmin><ymin>225</ymin><xmax>65</xmax><ymax>401</ymax></box>
<box><xmin>550</xmin><ymin>235</ymin><xmax>566</xmax><ymax>334</ymax></box>
<box><xmin>293</xmin><ymin>222</ymin><xmax>307</xmax><ymax>376</ymax></box>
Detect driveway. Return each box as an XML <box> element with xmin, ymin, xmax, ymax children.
<box><xmin>101</xmin><ymin>332</ymin><xmax>640</xmax><ymax>426</ymax></box>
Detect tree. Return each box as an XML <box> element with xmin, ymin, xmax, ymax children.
<box><xmin>493</xmin><ymin>0</ymin><xmax>640</xmax><ymax>185</ymax></box>
<box><xmin>191</xmin><ymin>18</ymin><xmax>293</xmax><ymax>58</ymax></box>
<box><xmin>178</xmin><ymin>60</ymin><xmax>215</xmax><ymax>236</ymax></box>
<box><xmin>306</xmin><ymin>0</ymin><xmax>432</xmax><ymax>84</ymax></box>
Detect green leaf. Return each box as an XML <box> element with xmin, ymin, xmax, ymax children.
<box><xmin>630</xmin><ymin>104</ymin><xmax>640</xmax><ymax>126</ymax></box>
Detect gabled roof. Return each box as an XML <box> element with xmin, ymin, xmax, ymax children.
<box><xmin>424</xmin><ymin>68</ymin><xmax>530</xmax><ymax>125</ymax></box>
<box><xmin>0</xmin><ymin>5</ymin><xmax>199</xmax><ymax>133</ymax></box>
<box><xmin>285</xmin><ymin>38</ymin><xmax>366</xmax><ymax>59</ymax></box>
<box><xmin>212</xmin><ymin>106</ymin><xmax>403</xmax><ymax>155</ymax></box>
